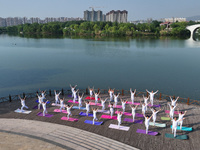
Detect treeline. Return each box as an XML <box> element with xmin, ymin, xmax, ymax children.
<box><xmin>2</xmin><ymin>20</ymin><xmax>199</xmax><ymax>37</ymax></box>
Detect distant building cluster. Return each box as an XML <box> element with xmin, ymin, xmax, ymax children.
<box><xmin>129</xmin><ymin>18</ymin><xmax>153</xmax><ymax>24</ymax></box>
<box><xmin>83</xmin><ymin>10</ymin><xmax>128</xmax><ymax>23</ymax></box>
<box><xmin>0</xmin><ymin>17</ymin><xmax>83</xmax><ymax>27</ymax></box>
<box><xmin>161</xmin><ymin>17</ymin><xmax>186</xmax><ymax>23</ymax></box>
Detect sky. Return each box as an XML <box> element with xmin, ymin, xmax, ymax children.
<box><xmin>0</xmin><ymin>0</ymin><xmax>199</xmax><ymax>21</ymax></box>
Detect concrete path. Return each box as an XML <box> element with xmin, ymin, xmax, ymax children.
<box><xmin>0</xmin><ymin>118</ymin><xmax>138</xmax><ymax>150</ymax></box>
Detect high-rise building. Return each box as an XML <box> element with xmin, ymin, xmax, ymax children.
<box><xmin>106</xmin><ymin>10</ymin><xmax>128</xmax><ymax>23</ymax></box>
<box><xmin>84</xmin><ymin>10</ymin><xmax>105</xmax><ymax>22</ymax></box>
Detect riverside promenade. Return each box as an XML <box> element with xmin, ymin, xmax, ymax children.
<box><xmin>0</xmin><ymin>93</ymin><xmax>200</xmax><ymax>150</ymax></box>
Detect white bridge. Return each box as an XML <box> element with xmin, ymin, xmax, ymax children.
<box><xmin>186</xmin><ymin>24</ymin><xmax>200</xmax><ymax>40</ymax></box>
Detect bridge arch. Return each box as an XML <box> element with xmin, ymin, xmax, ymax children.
<box><xmin>186</xmin><ymin>24</ymin><xmax>200</xmax><ymax>40</ymax></box>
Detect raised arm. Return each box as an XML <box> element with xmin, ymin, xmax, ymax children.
<box><xmin>70</xmin><ymin>84</ymin><xmax>72</xmax><ymax>88</ymax></box>
<box><xmin>130</xmin><ymin>88</ymin><xmax>132</xmax><ymax>93</ymax></box>
<box><xmin>45</xmin><ymin>100</ymin><xmax>49</xmax><ymax>104</ymax></box>
<box><xmin>154</xmin><ymin>90</ymin><xmax>158</xmax><ymax>94</ymax></box>
<box><xmin>169</xmin><ymin>96</ymin><xmax>173</xmax><ymax>102</ymax></box>
<box><xmin>134</xmin><ymin>89</ymin><xmax>136</xmax><ymax>94</ymax></box>
<box><xmin>184</xmin><ymin>111</ymin><xmax>187</xmax><ymax>116</ymax></box>
<box><xmin>146</xmin><ymin>89</ymin><xmax>150</xmax><ymax>93</ymax></box>
<box><xmin>175</xmin><ymin>96</ymin><xmax>179</xmax><ymax>102</ymax></box>
<box><xmin>74</xmin><ymin>85</ymin><xmax>77</xmax><ymax>88</ymax></box>
<box><xmin>18</xmin><ymin>95</ymin><xmax>21</xmax><ymax>100</ymax></box>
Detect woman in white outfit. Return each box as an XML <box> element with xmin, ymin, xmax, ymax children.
<box><xmin>108</xmin><ymin>88</ymin><xmax>114</xmax><ymax>101</ymax></box>
<box><xmin>168</xmin><ymin>102</ymin><xmax>177</xmax><ymax>119</ymax></box>
<box><xmin>109</xmin><ymin>103</ymin><xmax>114</xmax><ymax>118</ymax></box>
<box><xmin>73</xmin><ymin>89</ymin><xmax>79</xmax><ymax>102</ymax></box>
<box><xmin>130</xmin><ymin>104</ymin><xmax>139</xmax><ymax>122</ymax></box>
<box><xmin>88</xmin><ymin>86</ymin><xmax>94</xmax><ymax>98</ymax></box>
<box><xmin>92</xmin><ymin>108</ymin><xmax>98</xmax><ymax>125</ymax></box>
<box><xmin>19</xmin><ymin>95</ymin><xmax>28</xmax><ymax>112</ymax></box>
<box><xmin>70</xmin><ymin>84</ymin><xmax>77</xmax><ymax>98</ymax></box>
<box><xmin>54</xmin><ymin>90</ymin><xmax>61</xmax><ymax>104</ymax></box>
<box><xmin>170</xmin><ymin>96</ymin><xmax>179</xmax><ymax>107</ymax></box>
<box><xmin>94</xmin><ymin>91</ymin><xmax>100</xmax><ymax>104</ymax></box>
<box><xmin>39</xmin><ymin>89</ymin><xmax>46</xmax><ymax>99</ymax></box>
<box><xmin>146</xmin><ymin>89</ymin><xmax>158</xmax><ymax>106</ymax></box>
<box><xmin>121</xmin><ymin>99</ymin><xmax>128</xmax><ymax>114</ymax></box>
<box><xmin>42</xmin><ymin>100</ymin><xmax>49</xmax><ymax>116</ymax></box>
<box><xmin>130</xmin><ymin>88</ymin><xmax>136</xmax><ymax>104</ymax></box>
<box><xmin>101</xmin><ymin>98</ymin><xmax>107</xmax><ymax>110</ymax></box>
<box><xmin>177</xmin><ymin>109</ymin><xmax>187</xmax><ymax>130</ymax></box>
<box><xmin>171</xmin><ymin>117</ymin><xmax>185</xmax><ymax>137</ymax></box>
<box><xmin>141</xmin><ymin>101</ymin><xmax>150</xmax><ymax>116</ymax></box>
<box><xmin>59</xmin><ymin>98</ymin><xmax>65</xmax><ymax>112</ymax></box>
<box><xmin>114</xmin><ymin>93</ymin><xmax>120</xmax><ymax>107</ymax></box>
<box><xmin>117</xmin><ymin>111</ymin><xmax>123</xmax><ymax>128</ymax></box>
<box><xmin>143</xmin><ymin>114</ymin><xmax>153</xmax><ymax>134</ymax></box>
<box><xmin>37</xmin><ymin>94</ymin><xmax>43</xmax><ymax>109</ymax></box>
<box><xmin>78</xmin><ymin>93</ymin><xmax>84</xmax><ymax>109</ymax></box>
<box><xmin>84</xmin><ymin>101</ymin><xmax>91</xmax><ymax>116</ymax></box>
<box><xmin>150</xmin><ymin>108</ymin><xmax>162</xmax><ymax>126</ymax></box>
<box><xmin>66</xmin><ymin>104</ymin><xmax>73</xmax><ymax>120</ymax></box>
<box><xmin>143</xmin><ymin>95</ymin><xmax>149</xmax><ymax>105</ymax></box>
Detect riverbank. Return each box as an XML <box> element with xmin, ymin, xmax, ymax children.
<box><xmin>0</xmin><ymin>93</ymin><xmax>199</xmax><ymax>150</ymax></box>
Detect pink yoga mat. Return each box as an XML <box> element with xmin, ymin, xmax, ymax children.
<box><xmin>115</xmin><ymin>111</ymin><xmax>132</xmax><ymax>116</ymax></box>
<box><xmin>126</xmin><ymin>101</ymin><xmax>140</xmax><ymax>105</ymax></box>
<box><xmin>165</xmin><ymin>110</ymin><xmax>179</xmax><ymax>114</ymax></box>
<box><xmin>54</xmin><ymin>109</ymin><xmax>68</xmax><ymax>114</ymax></box>
<box><xmin>85</xmin><ymin>96</ymin><xmax>100</xmax><ymax>100</ymax></box>
<box><xmin>101</xmin><ymin>115</ymin><xmax>117</xmax><ymax>120</ymax></box>
<box><xmin>37</xmin><ymin>112</ymin><xmax>53</xmax><ymax>117</ymax></box>
<box><xmin>124</xmin><ymin>118</ymin><xmax>143</xmax><ymax>124</ymax></box>
<box><xmin>89</xmin><ymin>102</ymin><xmax>101</xmax><ymax>106</ymax></box>
<box><xmin>61</xmin><ymin>116</ymin><xmax>78</xmax><ymax>122</ymax></box>
<box><xmin>136</xmin><ymin>129</ymin><xmax>158</xmax><ymax>136</ymax></box>
<box><xmin>109</xmin><ymin>105</ymin><xmax>122</xmax><ymax>108</ymax></box>
<box><xmin>68</xmin><ymin>100</ymin><xmax>79</xmax><ymax>104</ymax></box>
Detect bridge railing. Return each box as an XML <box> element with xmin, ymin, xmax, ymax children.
<box><xmin>0</xmin><ymin>88</ymin><xmax>199</xmax><ymax>106</ymax></box>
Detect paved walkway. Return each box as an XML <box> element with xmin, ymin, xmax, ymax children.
<box><xmin>0</xmin><ymin>118</ymin><xmax>138</xmax><ymax>150</ymax></box>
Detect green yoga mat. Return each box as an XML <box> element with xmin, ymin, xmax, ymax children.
<box><xmin>165</xmin><ymin>133</ymin><xmax>188</xmax><ymax>140</ymax></box>
<box><xmin>161</xmin><ymin>117</ymin><xmax>171</xmax><ymax>120</ymax></box>
<box><xmin>149</xmin><ymin>122</ymin><xmax>166</xmax><ymax>127</ymax></box>
<box><xmin>170</xmin><ymin>125</ymin><xmax>193</xmax><ymax>131</ymax></box>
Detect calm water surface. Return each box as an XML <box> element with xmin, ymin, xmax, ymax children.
<box><xmin>0</xmin><ymin>34</ymin><xmax>200</xmax><ymax>99</ymax></box>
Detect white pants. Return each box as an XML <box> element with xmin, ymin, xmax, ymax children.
<box><xmin>86</xmin><ymin>109</ymin><xmax>89</xmax><ymax>116</ymax></box>
<box><xmin>153</xmin><ymin>117</ymin><xmax>156</xmax><ymax>125</ymax></box>
<box><xmin>178</xmin><ymin>121</ymin><xmax>183</xmax><ymax>129</ymax></box>
<box><xmin>118</xmin><ymin>120</ymin><xmax>121</xmax><ymax>128</ymax></box>
<box><xmin>142</xmin><ymin>110</ymin><xmax>146</xmax><ymax>116</ymax></box>
<box><xmin>114</xmin><ymin>102</ymin><xmax>117</xmax><ymax>107</ymax></box>
<box><xmin>132</xmin><ymin>113</ymin><xmax>135</xmax><ymax>121</ymax></box>
<box><xmin>172</xmin><ymin>127</ymin><xmax>177</xmax><ymax>137</ymax></box>
<box><xmin>150</xmin><ymin>99</ymin><xmax>153</xmax><ymax>105</ymax></box>
<box><xmin>170</xmin><ymin>112</ymin><xmax>173</xmax><ymax>119</ymax></box>
<box><xmin>60</xmin><ymin>105</ymin><xmax>64</xmax><ymax>112</ymax></box>
<box><xmin>43</xmin><ymin>109</ymin><xmax>47</xmax><ymax>116</ymax></box>
<box><xmin>67</xmin><ymin>112</ymin><xmax>71</xmax><ymax>119</ymax></box>
<box><xmin>55</xmin><ymin>99</ymin><xmax>59</xmax><ymax>104</ymax></box>
<box><xmin>122</xmin><ymin>107</ymin><xmax>125</xmax><ymax>113</ymax></box>
<box><xmin>145</xmin><ymin>124</ymin><xmax>149</xmax><ymax>134</ymax></box>
<box><xmin>73</xmin><ymin>97</ymin><xmax>77</xmax><ymax>103</ymax></box>
<box><xmin>21</xmin><ymin>105</ymin><xmax>28</xmax><ymax>111</ymax></box>
<box><xmin>102</xmin><ymin>105</ymin><xmax>105</xmax><ymax>110</ymax></box>
<box><xmin>110</xmin><ymin>96</ymin><xmax>113</xmax><ymax>101</ymax></box>
<box><xmin>38</xmin><ymin>103</ymin><xmax>42</xmax><ymax>109</ymax></box>
<box><xmin>95</xmin><ymin>100</ymin><xmax>98</xmax><ymax>104</ymax></box>
<box><xmin>131</xmin><ymin>97</ymin><xmax>134</xmax><ymax>104</ymax></box>
<box><xmin>79</xmin><ymin>103</ymin><xmax>82</xmax><ymax>109</ymax></box>
<box><xmin>93</xmin><ymin>117</ymin><xmax>97</xmax><ymax>124</ymax></box>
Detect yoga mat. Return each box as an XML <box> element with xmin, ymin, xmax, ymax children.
<box><xmin>89</xmin><ymin>102</ymin><xmax>101</xmax><ymax>106</ymax></box>
<box><xmin>109</xmin><ymin>124</ymin><xmax>130</xmax><ymax>131</ymax></box>
<box><xmin>136</xmin><ymin>113</ymin><xmax>144</xmax><ymax>117</ymax></box>
<box><xmin>54</xmin><ymin>109</ymin><xmax>68</xmax><ymax>114</ymax></box>
<box><xmin>165</xmin><ymin>133</ymin><xmax>188</xmax><ymax>140</ymax></box>
<box><xmin>14</xmin><ymin>108</ymin><xmax>32</xmax><ymax>114</ymax></box>
<box><xmin>79</xmin><ymin>112</ymin><xmax>93</xmax><ymax>117</ymax></box>
<box><xmin>35</xmin><ymin>100</ymin><xmax>50</xmax><ymax>104</ymax></box>
<box><xmin>85</xmin><ymin>96</ymin><xmax>100</xmax><ymax>100</ymax></box>
<box><xmin>101</xmin><ymin>115</ymin><xmax>117</xmax><ymax>120</ymax></box>
<box><xmin>170</xmin><ymin>125</ymin><xmax>193</xmax><ymax>131</ymax></box>
<box><xmin>61</xmin><ymin>116</ymin><xmax>78</xmax><ymax>122</ymax></box>
<box><xmin>109</xmin><ymin>105</ymin><xmax>122</xmax><ymax>108</ymax></box>
<box><xmin>126</xmin><ymin>101</ymin><xmax>140</xmax><ymax>105</ymax></box>
<box><xmin>68</xmin><ymin>95</ymin><xmax>72</xmax><ymax>97</ymax></box>
<box><xmin>136</xmin><ymin>129</ymin><xmax>158</xmax><ymax>136</ymax></box>
<box><xmin>37</xmin><ymin>112</ymin><xmax>53</xmax><ymax>117</ymax></box>
<box><xmin>115</xmin><ymin>111</ymin><xmax>132</xmax><ymax>116</ymax></box>
<box><xmin>161</xmin><ymin>117</ymin><xmax>171</xmax><ymax>120</ymax></box>
<box><xmin>123</xmin><ymin>118</ymin><xmax>143</xmax><ymax>124</ymax></box>
<box><xmin>68</xmin><ymin>100</ymin><xmax>79</xmax><ymax>104</ymax></box>
<box><xmin>149</xmin><ymin>122</ymin><xmax>166</xmax><ymax>127</ymax></box>
<box><xmin>84</xmin><ymin>120</ymin><xmax>103</xmax><ymax>125</ymax></box>
<box><xmin>165</xmin><ymin>110</ymin><xmax>179</xmax><ymax>114</ymax></box>
<box><xmin>97</xmin><ymin>110</ymin><xmax>110</xmax><ymax>114</ymax></box>
<box><xmin>148</xmin><ymin>104</ymin><xmax>161</xmax><ymax>107</ymax></box>
<box><xmin>72</xmin><ymin>106</ymin><xmax>86</xmax><ymax>110</ymax></box>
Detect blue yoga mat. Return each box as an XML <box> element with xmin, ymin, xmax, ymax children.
<box><xmin>35</xmin><ymin>100</ymin><xmax>50</xmax><ymax>104</ymax></box>
<box><xmin>84</xmin><ymin>120</ymin><xmax>103</xmax><ymax>125</ymax></box>
<box><xmin>72</xmin><ymin>106</ymin><xmax>86</xmax><ymax>110</ymax></box>
<box><xmin>170</xmin><ymin>125</ymin><xmax>193</xmax><ymax>131</ymax></box>
<box><xmin>79</xmin><ymin>112</ymin><xmax>93</xmax><ymax>117</ymax></box>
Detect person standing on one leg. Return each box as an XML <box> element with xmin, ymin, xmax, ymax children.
<box><xmin>70</xmin><ymin>84</ymin><xmax>77</xmax><ymax>98</ymax></box>
<box><xmin>109</xmin><ymin>103</ymin><xmax>114</xmax><ymax>118</ymax></box>
<box><xmin>143</xmin><ymin>114</ymin><xmax>153</xmax><ymax>134</ymax></box>
<box><xmin>85</xmin><ymin>101</ymin><xmax>91</xmax><ymax>116</ymax></box>
<box><xmin>150</xmin><ymin>108</ymin><xmax>162</xmax><ymax>126</ymax></box>
<box><xmin>88</xmin><ymin>86</ymin><xmax>94</xmax><ymax>98</ymax></box>
<box><xmin>141</xmin><ymin>101</ymin><xmax>150</xmax><ymax>116</ymax></box>
<box><xmin>101</xmin><ymin>98</ymin><xmax>107</xmax><ymax>110</ymax></box>
<box><xmin>94</xmin><ymin>91</ymin><xmax>100</xmax><ymax>104</ymax></box>
<box><xmin>37</xmin><ymin>94</ymin><xmax>43</xmax><ymax>109</ymax></box>
<box><xmin>54</xmin><ymin>90</ymin><xmax>61</xmax><ymax>104</ymax></box>
<box><xmin>117</xmin><ymin>111</ymin><xmax>123</xmax><ymax>128</ymax></box>
<box><xmin>66</xmin><ymin>104</ymin><xmax>73</xmax><ymax>120</ymax></box>
<box><xmin>168</xmin><ymin>102</ymin><xmax>177</xmax><ymax>119</ymax></box>
<box><xmin>92</xmin><ymin>108</ymin><xmax>98</xmax><ymax>125</ymax></box>
<box><xmin>114</xmin><ymin>93</ymin><xmax>120</xmax><ymax>107</ymax></box>
<box><xmin>78</xmin><ymin>93</ymin><xmax>84</xmax><ymax>109</ymax></box>
<box><xmin>146</xmin><ymin>89</ymin><xmax>158</xmax><ymax>106</ymax></box>
<box><xmin>108</xmin><ymin>88</ymin><xmax>114</xmax><ymax>101</ymax></box>
<box><xmin>42</xmin><ymin>100</ymin><xmax>49</xmax><ymax>116</ymax></box>
<box><xmin>121</xmin><ymin>99</ymin><xmax>128</xmax><ymax>114</ymax></box>
<box><xmin>19</xmin><ymin>95</ymin><xmax>28</xmax><ymax>112</ymax></box>
<box><xmin>73</xmin><ymin>89</ymin><xmax>79</xmax><ymax>103</ymax></box>
<box><xmin>171</xmin><ymin>117</ymin><xmax>185</xmax><ymax>137</ymax></box>
<box><xmin>177</xmin><ymin>109</ymin><xmax>187</xmax><ymax>130</ymax></box>
<box><xmin>170</xmin><ymin>96</ymin><xmax>179</xmax><ymax>107</ymax></box>
<box><xmin>130</xmin><ymin>104</ymin><xmax>139</xmax><ymax>122</ymax></box>
<box><xmin>143</xmin><ymin>95</ymin><xmax>149</xmax><ymax>106</ymax></box>
<box><xmin>130</xmin><ymin>88</ymin><xmax>136</xmax><ymax>104</ymax></box>
<box><xmin>59</xmin><ymin>98</ymin><xmax>65</xmax><ymax>112</ymax></box>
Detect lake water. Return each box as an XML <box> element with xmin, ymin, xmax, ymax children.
<box><xmin>0</xmin><ymin>34</ymin><xmax>200</xmax><ymax>100</ymax></box>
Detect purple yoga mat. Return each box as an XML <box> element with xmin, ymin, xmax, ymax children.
<box><xmin>37</xmin><ymin>112</ymin><xmax>54</xmax><ymax>117</ymax></box>
<box><xmin>124</xmin><ymin>118</ymin><xmax>143</xmax><ymax>124</ymax></box>
<box><xmin>136</xmin><ymin>113</ymin><xmax>144</xmax><ymax>117</ymax></box>
<box><xmin>115</xmin><ymin>111</ymin><xmax>132</xmax><ymax>116</ymax></box>
<box><xmin>136</xmin><ymin>129</ymin><xmax>158</xmax><ymax>136</ymax></box>
<box><xmin>148</xmin><ymin>104</ymin><xmax>161</xmax><ymax>107</ymax></box>
<box><xmin>126</xmin><ymin>101</ymin><xmax>140</xmax><ymax>105</ymax></box>
<box><xmin>68</xmin><ymin>100</ymin><xmax>79</xmax><ymax>104</ymax></box>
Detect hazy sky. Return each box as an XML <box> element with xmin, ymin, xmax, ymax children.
<box><xmin>0</xmin><ymin>0</ymin><xmax>199</xmax><ymax>20</ymax></box>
